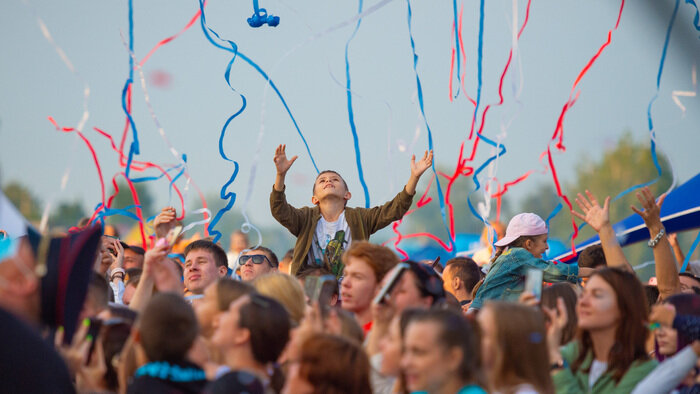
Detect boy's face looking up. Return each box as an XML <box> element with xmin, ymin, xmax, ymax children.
<box><xmin>311</xmin><ymin>171</ymin><xmax>351</xmax><ymax>205</ymax></box>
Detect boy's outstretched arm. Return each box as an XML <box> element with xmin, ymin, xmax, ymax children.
<box><xmin>274</xmin><ymin>144</ymin><xmax>298</xmax><ymax>192</ymax></box>
<box><xmin>405</xmin><ymin>150</ymin><xmax>433</xmax><ymax>195</ymax></box>
<box><xmin>571</xmin><ymin>190</ymin><xmax>633</xmax><ymax>272</ymax></box>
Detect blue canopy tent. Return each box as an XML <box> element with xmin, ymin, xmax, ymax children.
<box><xmin>553</xmin><ymin>173</ymin><xmax>700</xmax><ymax>264</ymax></box>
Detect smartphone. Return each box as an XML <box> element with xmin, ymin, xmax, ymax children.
<box><xmin>165</xmin><ymin>225</ymin><xmax>183</xmax><ymax>247</ymax></box>
<box><xmin>313</xmin><ymin>275</ymin><xmax>337</xmax><ymax>305</ymax></box>
<box><xmin>431</xmin><ymin>256</ymin><xmax>443</xmax><ymax>275</ymax></box>
<box><xmin>372</xmin><ymin>263</ymin><xmax>410</xmax><ymax>305</ymax></box>
<box><xmin>303</xmin><ymin>276</ymin><xmax>319</xmax><ymax>302</ymax></box>
<box><xmin>524</xmin><ymin>268</ymin><xmax>544</xmax><ymax>301</ymax></box>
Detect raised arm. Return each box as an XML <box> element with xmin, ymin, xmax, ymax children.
<box><xmin>273</xmin><ymin>144</ymin><xmax>298</xmax><ymax>192</ymax></box>
<box><xmin>405</xmin><ymin>150</ymin><xmax>433</xmax><ymax>195</ymax></box>
<box><xmin>667</xmin><ymin>233</ymin><xmax>686</xmax><ymax>270</ymax></box>
<box><xmin>631</xmin><ymin>187</ymin><xmax>680</xmax><ymax>299</ymax></box>
<box><xmin>572</xmin><ymin>190</ymin><xmax>632</xmax><ymax>272</ymax></box>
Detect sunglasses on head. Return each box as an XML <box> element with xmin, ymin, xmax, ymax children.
<box><xmin>239</xmin><ymin>254</ymin><xmax>274</xmax><ymax>267</ymax></box>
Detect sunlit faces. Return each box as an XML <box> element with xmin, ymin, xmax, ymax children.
<box><xmin>194</xmin><ymin>283</ymin><xmax>219</xmax><ymax>338</ymax></box>
<box><xmin>388</xmin><ymin>271</ymin><xmax>432</xmax><ymax>314</ymax></box>
<box><xmin>340</xmin><ymin>257</ymin><xmax>378</xmax><ymax>313</ymax></box>
<box><xmin>401</xmin><ymin>320</ymin><xmax>461</xmax><ymax>393</ymax></box>
<box><xmin>576</xmin><ymin>275</ymin><xmax>620</xmax><ymax>330</ymax></box>
<box><xmin>239</xmin><ymin>250</ymin><xmax>276</xmax><ymax>282</ymax></box>
<box><xmin>211</xmin><ymin>295</ymin><xmax>250</xmax><ymax>348</ymax></box>
<box><xmin>476</xmin><ymin>306</ymin><xmax>496</xmax><ymax>370</ymax></box>
<box><xmin>525</xmin><ymin>234</ymin><xmax>549</xmax><ymax>259</ymax></box>
<box><xmin>184</xmin><ymin>249</ymin><xmax>225</xmax><ymax>294</ymax></box>
<box><xmin>311</xmin><ymin>172</ymin><xmax>350</xmax><ymax>204</ymax></box>
<box><xmin>379</xmin><ymin>316</ymin><xmax>402</xmax><ymax>376</ymax></box>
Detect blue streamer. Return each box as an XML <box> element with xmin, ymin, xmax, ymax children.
<box><xmin>451</xmin><ymin>0</ymin><xmax>462</xmax><ymax>99</ymax></box>
<box><xmin>93</xmin><ymin>203</ymin><xmax>143</xmax><ymax>223</ymax></box>
<box><xmin>545</xmin><ymin>202</ymin><xmax>563</xmax><ymax>229</ymax></box>
<box><xmin>681</xmin><ymin>231</ymin><xmax>700</xmax><ymax>272</ymax></box>
<box><xmin>345</xmin><ymin>0</ymin><xmax>371</xmax><ymax>208</ymax></box>
<box><xmin>129</xmin><ymin>162</ymin><xmax>184</xmax><ymax>183</ymax></box>
<box><xmin>472</xmin><ymin>0</ymin><xmax>485</xmax><ymax>128</ymax></box>
<box><xmin>406</xmin><ymin>0</ymin><xmax>454</xmax><ymax>250</ymax></box>
<box><xmin>248</xmin><ymin>0</ymin><xmax>280</xmax><ymax>27</ymax></box>
<box><xmin>197</xmin><ymin>0</ymin><xmax>319</xmax><ymax>174</ymax></box>
<box><xmin>685</xmin><ymin>0</ymin><xmax>700</xmax><ymax>36</ymax></box>
<box><xmin>611</xmin><ymin>0</ymin><xmax>679</xmax><ymax>202</ymax></box>
<box><xmin>123</xmin><ymin>0</ymin><xmax>140</xmax><ymax>180</ymax></box>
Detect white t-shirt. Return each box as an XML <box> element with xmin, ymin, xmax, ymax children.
<box><xmin>307</xmin><ymin>211</ymin><xmax>351</xmax><ymax>268</ymax></box>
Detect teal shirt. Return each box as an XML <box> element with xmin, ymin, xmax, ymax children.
<box><xmin>470</xmin><ymin>247</ymin><xmax>579</xmax><ymax>310</ymax></box>
<box><xmin>412</xmin><ymin>384</ymin><xmax>487</xmax><ymax>394</ymax></box>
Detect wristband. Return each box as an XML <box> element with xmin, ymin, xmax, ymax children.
<box><xmin>648</xmin><ymin>228</ymin><xmax>666</xmax><ymax>248</ymax></box>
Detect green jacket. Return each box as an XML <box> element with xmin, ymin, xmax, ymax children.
<box><xmin>552</xmin><ymin>341</ymin><xmax>657</xmax><ymax>394</ymax></box>
<box><xmin>270</xmin><ymin>185</ymin><xmax>414</xmax><ymax>275</ymax></box>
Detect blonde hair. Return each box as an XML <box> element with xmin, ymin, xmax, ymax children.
<box><xmin>253</xmin><ymin>273</ymin><xmax>306</xmax><ymax>325</ymax></box>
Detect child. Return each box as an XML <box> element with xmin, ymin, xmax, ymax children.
<box><xmin>270</xmin><ymin>144</ymin><xmax>433</xmax><ymax>276</ymax></box>
<box><xmin>469</xmin><ymin>212</ymin><xmax>594</xmax><ymax>311</ymax></box>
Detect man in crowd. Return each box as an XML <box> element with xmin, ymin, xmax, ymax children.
<box><xmin>442</xmin><ymin>257</ymin><xmax>482</xmax><ymax>307</ymax></box>
<box><xmin>227</xmin><ymin>230</ymin><xmax>249</xmax><ymax>270</ymax></box>
<box><xmin>238</xmin><ymin>246</ymin><xmax>278</xmax><ymax>282</ymax></box>
<box><xmin>340</xmin><ymin>241</ymin><xmax>398</xmax><ymax>335</ymax></box>
<box><xmin>184</xmin><ymin>240</ymin><xmax>229</xmax><ymax>295</ymax></box>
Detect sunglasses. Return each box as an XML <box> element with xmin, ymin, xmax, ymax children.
<box><xmin>239</xmin><ymin>254</ymin><xmax>274</xmax><ymax>267</ymax></box>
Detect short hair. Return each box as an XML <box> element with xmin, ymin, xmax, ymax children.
<box><xmin>125</xmin><ymin>268</ymin><xmax>142</xmax><ymax>287</ymax></box>
<box><xmin>88</xmin><ymin>272</ymin><xmax>110</xmax><ymax>311</ymax></box>
<box><xmin>139</xmin><ymin>293</ymin><xmax>198</xmax><ymax>363</ymax></box>
<box><xmin>445</xmin><ymin>257</ymin><xmax>481</xmax><ymax>294</ymax></box>
<box><xmin>184</xmin><ymin>239</ymin><xmax>228</xmax><ymax>268</ymax></box>
<box><xmin>312</xmin><ymin>170</ymin><xmax>349</xmax><ymax>195</ymax></box>
<box><xmin>341</xmin><ymin>241</ymin><xmax>399</xmax><ymax>283</ymax></box>
<box><xmin>577</xmin><ymin>245</ymin><xmax>607</xmax><ymax>269</ymax></box>
<box><xmin>216</xmin><ymin>278</ymin><xmax>255</xmax><ymax>311</ymax></box>
<box><xmin>282</xmin><ymin>248</ymin><xmax>294</xmax><ymax>262</ymax></box>
<box><xmin>298</xmin><ymin>334</ymin><xmax>371</xmax><ymax>394</ymax></box>
<box><xmin>249</xmin><ymin>245</ymin><xmax>279</xmax><ymax>268</ymax></box>
<box><xmin>239</xmin><ymin>294</ymin><xmax>291</xmax><ymax>364</ymax></box>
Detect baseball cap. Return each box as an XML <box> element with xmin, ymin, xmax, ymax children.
<box><xmin>494</xmin><ymin>213</ymin><xmax>548</xmax><ymax>247</ymax></box>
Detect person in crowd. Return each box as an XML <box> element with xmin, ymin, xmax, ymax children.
<box><xmin>547</xmin><ymin>268</ymin><xmax>657</xmax><ymax>392</ymax></box>
<box><xmin>122</xmin><ymin>268</ymin><xmax>142</xmax><ymax>305</ymax></box>
<box><xmin>253</xmin><ymin>272</ymin><xmax>306</xmax><ymax>325</ymax></box>
<box><xmin>478</xmin><ymin>302</ymin><xmax>554</xmax><ymax>393</ymax></box>
<box><xmin>679</xmin><ymin>272</ymin><xmax>700</xmax><ymax>294</ymax></box>
<box><xmin>472</xmin><ymin>221</ymin><xmax>506</xmax><ymax>266</ymax></box>
<box><xmin>183</xmin><ymin>240</ymin><xmax>229</xmax><ymax>295</ymax></box>
<box><xmin>297</xmin><ymin>264</ymin><xmax>340</xmax><ymax>306</ymax></box>
<box><xmin>471</xmin><ymin>189</ymin><xmax>633</xmax><ymax>311</ymax></box>
<box><xmin>128</xmin><ymin>293</ymin><xmax>207</xmax><ymax>393</ymax></box>
<box><xmin>401</xmin><ymin>308</ymin><xmax>487</xmax><ymax>394</ymax></box>
<box><xmin>239</xmin><ymin>246</ymin><xmax>279</xmax><ymax>282</ymax></box>
<box><xmin>577</xmin><ymin>245</ymin><xmax>608</xmax><ymax>270</ymax></box>
<box><xmin>384</xmin><ymin>261</ymin><xmax>445</xmax><ymax>314</ymax></box>
<box><xmin>226</xmin><ymin>230</ymin><xmax>249</xmax><ymax>270</ymax></box>
<box><xmin>123</xmin><ymin>244</ymin><xmax>145</xmax><ymax>270</ymax></box>
<box><xmin>194</xmin><ymin>278</ymin><xmax>255</xmax><ymax>339</ymax></box>
<box><xmin>209</xmin><ymin>293</ymin><xmax>291</xmax><ymax>393</ymax></box>
<box><xmin>541</xmin><ymin>283</ymin><xmax>579</xmax><ymax>346</ymax></box>
<box><xmin>644</xmin><ymin>294</ymin><xmax>700</xmax><ymax>392</ymax></box>
<box><xmin>340</xmin><ymin>241</ymin><xmax>399</xmax><ymax>335</ymax></box>
<box><xmin>442</xmin><ymin>257</ymin><xmax>481</xmax><ymax>307</ymax></box>
<box><xmin>270</xmin><ymin>144</ymin><xmax>432</xmax><ymax>276</ymax></box>
<box><xmin>279</xmin><ymin>248</ymin><xmax>294</xmax><ymax>275</ymax></box>
<box><xmin>282</xmin><ymin>333</ymin><xmax>372</xmax><ymax>394</ymax></box>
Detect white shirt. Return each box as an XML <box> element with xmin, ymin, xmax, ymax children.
<box><xmin>588</xmin><ymin>360</ymin><xmax>608</xmax><ymax>389</ymax></box>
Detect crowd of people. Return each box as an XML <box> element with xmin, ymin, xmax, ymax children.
<box><xmin>0</xmin><ymin>145</ymin><xmax>699</xmax><ymax>393</ymax></box>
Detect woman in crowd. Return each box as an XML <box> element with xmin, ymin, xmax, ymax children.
<box><xmin>282</xmin><ymin>333</ymin><xmax>372</xmax><ymax>394</ymax></box>
<box><xmin>252</xmin><ymin>272</ymin><xmax>306</xmax><ymax>326</ymax></box>
<box><xmin>401</xmin><ymin>308</ymin><xmax>486</xmax><ymax>394</ymax></box>
<box><xmin>541</xmin><ymin>283</ymin><xmax>579</xmax><ymax>346</ymax></box>
<box><xmin>478</xmin><ymin>301</ymin><xmax>554</xmax><ymax>393</ymax></box>
<box><xmin>547</xmin><ymin>268</ymin><xmax>657</xmax><ymax>392</ymax></box>
<box><xmin>209</xmin><ymin>293</ymin><xmax>291</xmax><ymax>393</ymax></box>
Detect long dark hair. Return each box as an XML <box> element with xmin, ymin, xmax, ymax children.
<box><xmin>655</xmin><ymin>293</ymin><xmax>700</xmax><ymax>361</ymax></box>
<box><xmin>572</xmin><ymin>268</ymin><xmax>649</xmax><ymax>384</ymax></box>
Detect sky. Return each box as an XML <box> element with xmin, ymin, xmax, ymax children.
<box><xmin>1</xmin><ymin>0</ymin><xmax>699</xmax><ymax>242</ymax></box>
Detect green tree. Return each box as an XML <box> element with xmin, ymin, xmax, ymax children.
<box><xmin>2</xmin><ymin>181</ymin><xmax>42</xmax><ymax>222</ymax></box>
<box><xmin>50</xmin><ymin>200</ymin><xmax>86</xmax><ymax>228</ymax></box>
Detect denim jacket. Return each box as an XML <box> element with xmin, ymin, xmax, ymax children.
<box><xmin>470</xmin><ymin>247</ymin><xmax>579</xmax><ymax>310</ymax></box>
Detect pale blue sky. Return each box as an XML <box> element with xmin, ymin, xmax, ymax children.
<box><xmin>1</xmin><ymin>0</ymin><xmax>699</xmax><ymax>236</ymax></box>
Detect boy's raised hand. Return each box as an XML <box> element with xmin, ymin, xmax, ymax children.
<box><xmin>410</xmin><ymin>150</ymin><xmax>433</xmax><ymax>178</ymax></box>
<box><xmin>274</xmin><ymin>144</ymin><xmax>298</xmax><ymax>175</ymax></box>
